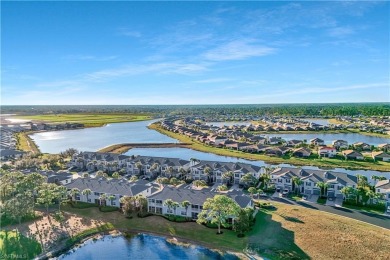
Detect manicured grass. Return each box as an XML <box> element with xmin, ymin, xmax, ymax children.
<box><xmin>317</xmin><ymin>197</ymin><xmax>327</xmax><ymax>204</ymax></box>
<box><xmin>342</xmin><ymin>203</ymin><xmax>385</xmax><ymax>215</ymax></box>
<box><xmin>15</xmin><ymin>131</ymin><xmax>40</xmax><ymax>153</ymax></box>
<box><xmin>62</xmin><ymin>205</ymin><xmax>246</xmax><ymax>251</ymax></box>
<box><xmin>1</xmin><ymin>214</ymin><xmax>40</xmax><ymax>227</ymax></box>
<box><xmin>0</xmin><ymin>231</ymin><xmax>42</xmax><ymax>259</ymax></box>
<box><xmin>288</xmin><ymin>194</ymin><xmax>303</xmax><ymax>201</ymax></box>
<box><xmin>250</xmin><ymin>203</ymin><xmax>390</xmax><ymax>260</ymax></box>
<box><xmin>66</xmin><ymin>223</ymin><xmax>115</xmax><ymax>246</ymax></box>
<box><xmin>15</xmin><ymin>113</ymin><xmax>153</xmax><ymax>127</ymax></box>
<box><xmin>149</xmin><ymin>123</ymin><xmax>390</xmax><ymax>171</ymax></box>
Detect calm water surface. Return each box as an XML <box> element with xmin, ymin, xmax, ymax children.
<box><xmin>126</xmin><ymin>147</ymin><xmax>389</xmax><ymax>179</ymax></box>
<box><xmin>30</xmin><ymin>120</ymin><xmax>176</xmax><ymax>154</ymax></box>
<box><xmin>58</xmin><ymin>234</ymin><xmax>238</xmax><ymax>260</ymax></box>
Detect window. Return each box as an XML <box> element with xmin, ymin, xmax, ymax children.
<box><xmin>150</xmin><ymin>199</ymin><xmax>155</xmax><ymax>203</ymax></box>
<box><xmin>330</xmin><ymin>185</ymin><xmax>335</xmax><ymax>189</ymax></box>
<box><xmin>388</xmin><ymin>194</ymin><xmax>390</xmax><ymax>199</ymax></box>
<box><xmin>199</xmin><ymin>206</ymin><xmax>203</xmax><ymax>210</ymax></box>
<box><xmin>94</xmin><ymin>192</ymin><xmax>100</xmax><ymax>196</ymax></box>
<box><xmin>156</xmin><ymin>200</ymin><xmax>162</xmax><ymax>204</ymax></box>
<box><xmin>87</xmin><ymin>199</ymin><xmax>91</xmax><ymax>202</ymax></box>
<box><xmin>285</xmin><ymin>179</ymin><xmax>290</xmax><ymax>183</ymax></box>
<box><xmin>112</xmin><ymin>201</ymin><xmax>116</xmax><ymax>206</ymax></box>
<box><xmin>191</xmin><ymin>205</ymin><xmax>199</xmax><ymax>209</ymax></box>
<box><xmin>306</xmin><ymin>182</ymin><xmax>311</xmax><ymax>186</ymax></box>
<box><xmin>181</xmin><ymin>211</ymin><xmax>186</xmax><ymax>215</ymax></box>
<box><xmin>278</xmin><ymin>179</ymin><xmax>282</xmax><ymax>183</ymax></box>
<box><xmin>338</xmin><ymin>186</ymin><xmax>342</xmax><ymax>190</ymax></box>
<box><xmin>235</xmin><ymin>174</ymin><xmax>239</xmax><ymax>178</ymax></box>
<box><xmin>167</xmin><ymin>209</ymin><xmax>173</xmax><ymax>214</ymax></box>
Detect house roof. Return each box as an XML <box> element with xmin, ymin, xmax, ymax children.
<box><xmin>65</xmin><ymin>177</ymin><xmax>151</xmax><ymax>196</ymax></box>
<box><xmin>375</xmin><ymin>180</ymin><xmax>390</xmax><ymax>190</ymax></box>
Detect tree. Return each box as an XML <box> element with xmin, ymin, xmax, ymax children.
<box><xmin>120</xmin><ymin>196</ymin><xmax>136</xmax><ymax>217</ymax></box>
<box><xmin>233</xmin><ymin>207</ymin><xmax>254</xmax><ymax>236</ymax></box>
<box><xmin>135</xmin><ymin>195</ymin><xmax>147</xmax><ymax>214</ymax></box>
<box><xmin>108</xmin><ymin>195</ymin><xmax>116</xmax><ymax>206</ymax></box>
<box><xmin>203</xmin><ymin>167</ymin><xmax>212</xmax><ymax>183</ymax></box>
<box><xmin>172</xmin><ymin>202</ymin><xmax>180</xmax><ymax>215</ymax></box>
<box><xmin>197</xmin><ymin>195</ymin><xmax>241</xmax><ymax>234</ymax></box>
<box><xmin>130</xmin><ymin>176</ymin><xmax>138</xmax><ymax>182</ymax></box>
<box><xmin>99</xmin><ymin>193</ymin><xmax>107</xmax><ymax>206</ymax></box>
<box><xmin>240</xmin><ymin>173</ymin><xmax>257</xmax><ymax>188</ymax></box>
<box><xmin>292</xmin><ymin>177</ymin><xmax>303</xmax><ymax>195</ymax></box>
<box><xmin>217</xmin><ymin>185</ymin><xmax>229</xmax><ymax>191</ymax></box>
<box><xmin>179</xmin><ymin>167</ymin><xmax>187</xmax><ymax>179</ymax></box>
<box><xmin>181</xmin><ymin>200</ymin><xmax>190</xmax><ymax>216</ymax></box>
<box><xmin>70</xmin><ymin>188</ymin><xmax>80</xmax><ymax>204</ymax></box>
<box><xmin>222</xmin><ymin>171</ymin><xmax>233</xmax><ymax>185</ymax></box>
<box><xmin>156</xmin><ymin>177</ymin><xmax>170</xmax><ymax>185</ymax></box>
<box><xmin>82</xmin><ymin>172</ymin><xmax>90</xmax><ymax>178</ymax></box>
<box><xmin>315</xmin><ymin>182</ymin><xmax>329</xmax><ymax>197</ymax></box>
<box><xmin>96</xmin><ymin>171</ymin><xmax>107</xmax><ymax>178</ymax></box>
<box><xmin>169</xmin><ymin>177</ymin><xmax>180</xmax><ymax>186</ymax></box>
<box><xmin>112</xmin><ymin>172</ymin><xmax>120</xmax><ymax>179</ymax></box>
<box><xmin>55</xmin><ymin>186</ymin><xmax>69</xmax><ymax>211</ymax></box>
<box><xmin>248</xmin><ymin>187</ymin><xmax>257</xmax><ymax>197</ymax></box>
<box><xmin>164</xmin><ymin>199</ymin><xmax>175</xmax><ymax>215</ymax></box>
<box><xmin>82</xmin><ymin>188</ymin><xmax>92</xmax><ymax>203</ymax></box>
<box><xmin>37</xmin><ymin>183</ymin><xmax>58</xmax><ymax>215</ymax></box>
<box><xmin>166</xmin><ymin>166</ymin><xmax>174</xmax><ymax>178</ymax></box>
<box><xmin>193</xmin><ymin>180</ymin><xmax>208</xmax><ymax>188</ymax></box>
<box><xmin>135</xmin><ymin>162</ymin><xmax>143</xmax><ymax>175</ymax></box>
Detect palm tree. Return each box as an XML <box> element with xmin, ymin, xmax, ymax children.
<box><xmin>82</xmin><ymin>172</ymin><xmax>89</xmax><ymax>178</ymax></box>
<box><xmin>365</xmin><ymin>190</ymin><xmax>376</xmax><ymax>205</ymax></box>
<box><xmin>55</xmin><ymin>186</ymin><xmax>68</xmax><ymax>211</ymax></box>
<box><xmin>163</xmin><ymin>199</ymin><xmax>174</xmax><ymax>215</ymax></box>
<box><xmin>108</xmin><ymin>195</ymin><xmax>116</xmax><ymax>206</ymax></box>
<box><xmin>96</xmin><ymin>171</ymin><xmax>108</xmax><ymax>178</ymax></box>
<box><xmin>130</xmin><ymin>176</ymin><xmax>138</xmax><ymax>182</ymax></box>
<box><xmin>261</xmin><ymin>173</ymin><xmax>272</xmax><ymax>189</ymax></box>
<box><xmin>172</xmin><ymin>202</ymin><xmax>180</xmax><ymax>215</ymax></box>
<box><xmin>166</xmin><ymin>166</ymin><xmax>174</xmax><ymax>178</ymax></box>
<box><xmin>179</xmin><ymin>167</ymin><xmax>187</xmax><ymax>179</ymax></box>
<box><xmin>292</xmin><ymin>177</ymin><xmax>303</xmax><ymax>195</ymax></box>
<box><xmin>316</xmin><ymin>182</ymin><xmax>327</xmax><ymax>197</ymax></box>
<box><xmin>181</xmin><ymin>200</ymin><xmax>190</xmax><ymax>216</ymax></box>
<box><xmin>70</xmin><ymin>188</ymin><xmax>80</xmax><ymax>204</ymax></box>
<box><xmin>135</xmin><ymin>162</ymin><xmax>143</xmax><ymax>175</ymax></box>
<box><xmin>99</xmin><ymin>193</ymin><xmax>107</xmax><ymax>206</ymax></box>
<box><xmin>248</xmin><ymin>187</ymin><xmax>257</xmax><ymax>198</ymax></box>
<box><xmin>82</xmin><ymin>189</ymin><xmax>92</xmax><ymax>203</ymax></box>
<box><xmin>222</xmin><ymin>171</ymin><xmax>233</xmax><ymax>185</ymax></box>
<box><xmin>371</xmin><ymin>175</ymin><xmax>379</xmax><ymax>185</ymax></box>
<box><xmin>112</xmin><ymin>172</ymin><xmax>120</xmax><ymax>179</ymax></box>
<box><xmin>203</xmin><ymin>166</ymin><xmax>212</xmax><ymax>183</ymax></box>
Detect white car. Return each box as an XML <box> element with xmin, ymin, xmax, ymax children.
<box><xmin>281</xmin><ymin>189</ymin><xmax>289</xmax><ymax>197</ymax></box>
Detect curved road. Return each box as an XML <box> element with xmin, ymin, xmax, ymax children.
<box><xmin>266</xmin><ymin>197</ymin><xmax>390</xmax><ymax>229</ymax></box>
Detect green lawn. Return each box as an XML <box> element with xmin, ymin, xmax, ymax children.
<box><xmin>342</xmin><ymin>203</ymin><xmax>385</xmax><ymax>215</ymax></box>
<box><xmin>0</xmin><ymin>231</ymin><xmax>42</xmax><ymax>259</ymax></box>
<box><xmin>317</xmin><ymin>197</ymin><xmax>327</xmax><ymax>205</ymax></box>
<box><xmin>62</xmin><ymin>205</ymin><xmax>246</xmax><ymax>251</ymax></box>
<box><xmin>15</xmin><ymin>113</ymin><xmax>153</xmax><ymax>127</ymax></box>
<box><xmin>149</xmin><ymin>123</ymin><xmax>390</xmax><ymax>172</ymax></box>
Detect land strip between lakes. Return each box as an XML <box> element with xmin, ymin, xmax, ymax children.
<box><xmin>148</xmin><ymin>123</ymin><xmax>390</xmax><ymax>172</ymax></box>
<box><xmin>97</xmin><ymin>143</ymin><xmax>193</xmax><ymax>154</ymax></box>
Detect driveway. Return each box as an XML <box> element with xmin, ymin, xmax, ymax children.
<box><xmin>306</xmin><ymin>194</ymin><xmax>319</xmax><ymax>203</ymax></box>
<box><xmin>325</xmin><ymin>197</ymin><xmax>336</xmax><ymax>206</ymax></box>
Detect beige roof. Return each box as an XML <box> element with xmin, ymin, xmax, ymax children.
<box><xmin>375</xmin><ymin>179</ymin><xmax>390</xmax><ymax>191</ymax></box>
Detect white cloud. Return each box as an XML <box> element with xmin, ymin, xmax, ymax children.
<box><xmin>203</xmin><ymin>40</ymin><xmax>276</xmax><ymax>61</ymax></box>
<box><xmin>327</xmin><ymin>26</ymin><xmax>355</xmax><ymax>37</ymax></box>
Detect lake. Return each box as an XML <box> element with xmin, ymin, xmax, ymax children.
<box><xmin>30</xmin><ymin>120</ymin><xmax>177</xmax><ymax>154</ymax></box>
<box><xmin>126</xmin><ymin>147</ymin><xmax>389</xmax><ymax>180</ymax></box>
<box><xmin>58</xmin><ymin>234</ymin><xmax>239</xmax><ymax>260</ymax></box>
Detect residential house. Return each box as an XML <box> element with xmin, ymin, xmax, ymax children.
<box><xmin>318</xmin><ymin>146</ymin><xmax>337</xmax><ymax>158</ymax></box>
<box><xmin>65</xmin><ymin>177</ymin><xmax>156</xmax><ymax>207</ymax></box>
<box><xmin>378</xmin><ymin>143</ymin><xmax>390</xmax><ymax>152</ymax></box>
<box><xmin>371</xmin><ymin>151</ymin><xmax>390</xmax><ymax>162</ymax></box>
<box><xmin>342</xmin><ymin>150</ymin><xmax>364</xmax><ymax>160</ymax></box>
<box><xmin>292</xmin><ymin>147</ymin><xmax>311</xmax><ymax>158</ymax></box>
<box><xmin>286</xmin><ymin>139</ymin><xmax>304</xmax><ymax>147</ymax></box>
<box><xmin>353</xmin><ymin>142</ymin><xmax>371</xmax><ymax>151</ymax></box>
<box><xmin>375</xmin><ymin>180</ymin><xmax>390</xmax><ymax>214</ymax></box>
<box><xmin>332</xmin><ymin>140</ymin><xmax>348</xmax><ymax>150</ymax></box>
<box><xmin>147</xmin><ymin>186</ymin><xmax>253</xmax><ymax>219</ymax></box>
<box><xmin>310</xmin><ymin>138</ymin><xmax>325</xmax><ymax>146</ymax></box>
<box><xmin>271</xmin><ymin>167</ymin><xmax>357</xmax><ymax>198</ymax></box>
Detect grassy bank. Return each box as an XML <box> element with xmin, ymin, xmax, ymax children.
<box><xmin>0</xmin><ymin>230</ymin><xmax>42</xmax><ymax>259</ymax></box>
<box><xmin>16</xmin><ymin>131</ymin><xmax>40</xmax><ymax>153</ymax></box>
<box><xmin>14</xmin><ymin>113</ymin><xmax>153</xmax><ymax>127</ymax></box>
<box><xmin>61</xmin><ymin>202</ymin><xmax>390</xmax><ymax>259</ymax></box>
<box><xmin>97</xmin><ymin>143</ymin><xmax>193</xmax><ymax>154</ymax></box>
<box><xmin>149</xmin><ymin>123</ymin><xmax>390</xmax><ymax>171</ymax></box>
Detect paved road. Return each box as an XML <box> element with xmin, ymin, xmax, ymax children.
<box><xmin>264</xmin><ymin>196</ymin><xmax>390</xmax><ymax>229</ymax></box>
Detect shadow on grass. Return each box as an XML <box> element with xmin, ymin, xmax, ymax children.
<box><xmin>0</xmin><ymin>231</ymin><xmax>42</xmax><ymax>259</ymax></box>
<box><xmin>278</xmin><ymin>214</ymin><xmax>305</xmax><ymax>224</ymax></box>
<box><xmin>359</xmin><ymin>211</ymin><xmax>390</xmax><ymax>220</ymax></box>
<box><xmin>248</xmin><ymin>211</ymin><xmax>309</xmax><ymax>260</ymax></box>
<box><xmin>296</xmin><ymin>201</ymin><xmax>319</xmax><ymax>210</ymax></box>
<box><xmin>271</xmin><ymin>197</ymin><xmax>295</xmax><ymax>205</ymax></box>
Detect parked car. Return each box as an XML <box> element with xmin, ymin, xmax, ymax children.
<box><xmin>276</xmin><ymin>187</ymin><xmax>281</xmax><ymax>193</ymax></box>
<box><xmin>282</xmin><ymin>189</ymin><xmax>289</xmax><ymax>197</ymax></box>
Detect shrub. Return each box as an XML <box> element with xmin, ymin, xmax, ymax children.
<box><xmin>99</xmin><ymin>206</ymin><xmax>119</xmax><ymax>212</ymax></box>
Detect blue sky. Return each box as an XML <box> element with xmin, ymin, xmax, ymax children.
<box><xmin>2</xmin><ymin>1</ymin><xmax>389</xmax><ymax>105</ymax></box>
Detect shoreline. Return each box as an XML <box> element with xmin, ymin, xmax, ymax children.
<box><xmin>38</xmin><ymin>228</ymin><xmax>250</xmax><ymax>260</ymax></box>
<box><xmin>148</xmin><ymin>123</ymin><xmax>390</xmax><ymax>172</ymax></box>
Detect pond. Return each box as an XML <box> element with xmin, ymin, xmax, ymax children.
<box><xmin>125</xmin><ymin>148</ymin><xmax>389</xmax><ymax>180</ymax></box>
<box><xmin>30</xmin><ymin>120</ymin><xmax>177</xmax><ymax>154</ymax></box>
<box><xmin>58</xmin><ymin>234</ymin><xmax>239</xmax><ymax>260</ymax></box>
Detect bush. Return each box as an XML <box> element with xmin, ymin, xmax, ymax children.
<box><xmin>71</xmin><ymin>201</ymin><xmax>97</xmax><ymax>209</ymax></box>
<box><xmin>343</xmin><ymin>199</ymin><xmax>385</xmax><ymax>211</ymax></box>
<box><xmin>137</xmin><ymin>212</ymin><xmax>153</xmax><ymax>218</ymax></box>
<box><xmin>163</xmin><ymin>214</ymin><xmax>192</xmax><ymax>222</ymax></box>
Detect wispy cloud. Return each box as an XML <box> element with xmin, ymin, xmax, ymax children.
<box><xmin>327</xmin><ymin>26</ymin><xmax>355</xmax><ymax>37</ymax></box>
<box><xmin>203</xmin><ymin>40</ymin><xmax>276</xmax><ymax>61</ymax></box>
<box><xmin>117</xmin><ymin>28</ymin><xmax>142</xmax><ymax>37</ymax></box>
<box><xmin>63</xmin><ymin>55</ymin><xmax>118</xmax><ymax>61</ymax></box>
<box><xmin>192</xmin><ymin>78</ymin><xmax>233</xmax><ymax>84</ymax></box>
